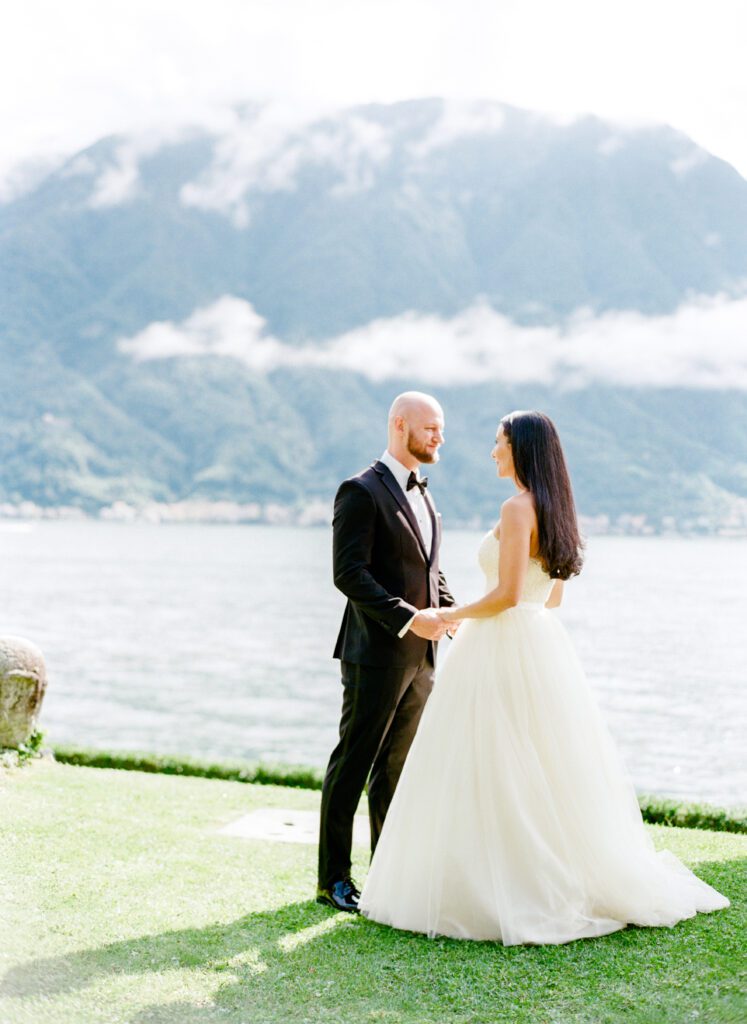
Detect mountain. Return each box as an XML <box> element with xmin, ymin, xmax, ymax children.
<box><xmin>1</xmin><ymin>98</ymin><xmax>746</xmax><ymax>528</ymax></box>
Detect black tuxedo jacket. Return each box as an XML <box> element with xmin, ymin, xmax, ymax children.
<box><xmin>332</xmin><ymin>460</ymin><xmax>455</xmax><ymax>668</ymax></box>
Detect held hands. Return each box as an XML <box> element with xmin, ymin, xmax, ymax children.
<box><xmin>443</xmin><ymin>616</ymin><xmax>462</xmax><ymax>636</ymax></box>
<box><xmin>409</xmin><ymin>607</ymin><xmax>464</xmax><ymax>640</ymax></box>
<box><xmin>409</xmin><ymin>608</ymin><xmax>450</xmax><ymax>641</ymax></box>
<box><xmin>438</xmin><ymin>607</ymin><xmax>463</xmax><ymax>636</ymax></box>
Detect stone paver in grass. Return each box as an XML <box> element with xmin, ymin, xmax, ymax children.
<box><xmin>219</xmin><ymin>807</ymin><xmax>370</xmax><ymax>845</ymax></box>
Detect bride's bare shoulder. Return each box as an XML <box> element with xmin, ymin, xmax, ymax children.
<box><xmin>502</xmin><ymin>492</ymin><xmax>535</xmax><ymax>518</ymax></box>
<box><xmin>495</xmin><ymin>493</ymin><xmax>537</xmax><ymax>537</ymax></box>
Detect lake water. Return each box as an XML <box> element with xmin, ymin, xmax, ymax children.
<box><xmin>1</xmin><ymin>522</ymin><xmax>745</xmax><ymax>808</ymax></box>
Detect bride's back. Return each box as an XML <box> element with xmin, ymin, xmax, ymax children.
<box><xmin>478</xmin><ymin>531</ymin><xmax>554</xmax><ymax>606</ymax></box>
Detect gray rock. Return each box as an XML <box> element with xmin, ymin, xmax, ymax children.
<box><xmin>0</xmin><ymin>637</ymin><xmax>47</xmax><ymax>748</ymax></box>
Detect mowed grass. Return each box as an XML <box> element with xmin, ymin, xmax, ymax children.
<box><xmin>0</xmin><ymin>761</ymin><xmax>744</xmax><ymax>1024</ymax></box>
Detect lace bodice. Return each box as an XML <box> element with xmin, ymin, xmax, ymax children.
<box><xmin>477</xmin><ymin>531</ymin><xmax>554</xmax><ymax>606</ymax></box>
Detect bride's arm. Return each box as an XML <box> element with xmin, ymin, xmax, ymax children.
<box><xmin>545</xmin><ymin>581</ymin><xmax>564</xmax><ymax>608</ymax></box>
<box><xmin>440</xmin><ymin>499</ymin><xmax>532</xmax><ymax>621</ymax></box>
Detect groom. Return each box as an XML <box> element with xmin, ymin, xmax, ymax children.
<box><xmin>317</xmin><ymin>391</ymin><xmax>456</xmax><ymax>912</ymax></box>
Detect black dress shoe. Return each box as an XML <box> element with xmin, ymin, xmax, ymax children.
<box><xmin>316</xmin><ymin>877</ymin><xmax>361</xmax><ymax>913</ymax></box>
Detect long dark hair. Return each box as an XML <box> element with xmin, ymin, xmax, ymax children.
<box><xmin>500</xmin><ymin>410</ymin><xmax>583</xmax><ymax>580</ymax></box>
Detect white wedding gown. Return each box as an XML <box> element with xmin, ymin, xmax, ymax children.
<box><xmin>359</xmin><ymin>531</ymin><xmax>729</xmax><ymax>945</ymax></box>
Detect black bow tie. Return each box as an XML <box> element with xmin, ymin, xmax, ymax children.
<box><xmin>407</xmin><ymin>472</ymin><xmax>428</xmax><ymax>495</ymax></box>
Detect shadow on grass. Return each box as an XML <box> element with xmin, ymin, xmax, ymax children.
<box><xmin>1</xmin><ymin>858</ymin><xmax>743</xmax><ymax>1024</ymax></box>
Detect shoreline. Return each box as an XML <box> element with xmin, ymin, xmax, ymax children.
<box><xmin>2</xmin><ymin>509</ymin><xmax>746</xmax><ymax>537</ymax></box>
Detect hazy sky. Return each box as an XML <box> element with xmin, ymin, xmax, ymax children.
<box><xmin>2</xmin><ymin>0</ymin><xmax>746</xmax><ymax>190</ymax></box>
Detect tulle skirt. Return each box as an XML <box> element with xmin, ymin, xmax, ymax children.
<box><xmin>358</xmin><ymin>605</ymin><xmax>729</xmax><ymax>945</ymax></box>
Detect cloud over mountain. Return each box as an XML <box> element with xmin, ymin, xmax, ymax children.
<box><xmin>119</xmin><ymin>292</ymin><xmax>747</xmax><ymax>391</ymax></box>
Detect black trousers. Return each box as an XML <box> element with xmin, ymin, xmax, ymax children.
<box><xmin>317</xmin><ymin>658</ymin><xmax>435</xmax><ymax>889</ymax></box>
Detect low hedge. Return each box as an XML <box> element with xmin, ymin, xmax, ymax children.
<box><xmin>635</xmin><ymin>793</ymin><xmax>746</xmax><ymax>835</ymax></box>
<box><xmin>51</xmin><ymin>746</ymin><xmax>745</xmax><ymax>834</ymax></box>
<box><xmin>52</xmin><ymin>745</ymin><xmax>324</xmax><ymax>791</ymax></box>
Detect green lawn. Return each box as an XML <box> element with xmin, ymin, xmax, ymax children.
<box><xmin>1</xmin><ymin>761</ymin><xmax>744</xmax><ymax>1024</ymax></box>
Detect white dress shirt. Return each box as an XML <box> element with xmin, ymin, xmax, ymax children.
<box><xmin>379</xmin><ymin>449</ymin><xmax>434</xmax><ymax>638</ymax></box>
<box><xmin>379</xmin><ymin>449</ymin><xmax>433</xmax><ymax>554</ymax></box>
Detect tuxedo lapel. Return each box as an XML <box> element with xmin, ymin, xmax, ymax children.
<box><xmin>425</xmin><ymin>490</ymin><xmax>439</xmax><ymax>563</ymax></box>
<box><xmin>372</xmin><ymin>461</ymin><xmax>430</xmax><ymax>563</ymax></box>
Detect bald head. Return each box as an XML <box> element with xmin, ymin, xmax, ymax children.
<box><xmin>388</xmin><ymin>391</ymin><xmax>443</xmax><ymax>425</ymax></box>
<box><xmin>387</xmin><ymin>391</ymin><xmax>445</xmax><ymax>469</ymax></box>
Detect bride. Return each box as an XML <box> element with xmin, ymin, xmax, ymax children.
<box><xmin>358</xmin><ymin>410</ymin><xmax>729</xmax><ymax>945</ymax></box>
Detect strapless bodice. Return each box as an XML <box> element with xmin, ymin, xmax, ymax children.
<box><xmin>477</xmin><ymin>530</ymin><xmax>554</xmax><ymax>606</ymax></box>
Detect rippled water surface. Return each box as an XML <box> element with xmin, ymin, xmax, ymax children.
<box><xmin>1</xmin><ymin>522</ymin><xmax>744</xmax><ymax>807</ymax></box>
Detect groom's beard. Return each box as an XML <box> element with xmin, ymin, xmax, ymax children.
<box><xmin>407</xmin><ymin>437</ymin><xmax>440</xmax><ymax>464</ymax></box>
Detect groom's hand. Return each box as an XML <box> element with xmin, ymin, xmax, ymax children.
<box><xmin>409</xmin><ymin>609</ymin><xmax>449</xmax><ymax>641</ymax></box>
